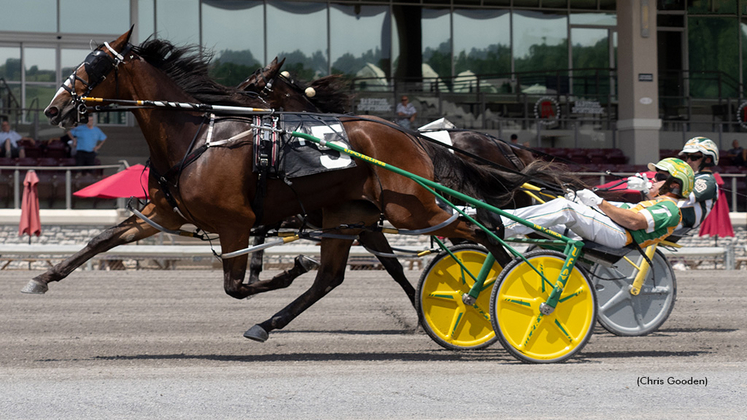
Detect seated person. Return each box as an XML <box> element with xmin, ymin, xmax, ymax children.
<box><xmin>0</xmin><ymin>120</ymin><xmax>34</xmax><ymax>158</ymax></box>
<box><xmin>726</xmin><ymin>139</ymin><xmax>746</xmax><ymax>167</ymax></box>
<box><xmin>499</xmin><ymin>158</ymin><xmax>694</xmax><ymax>249</ymax></box>
<box><xmin>628</xmin><ymin>136</ymin><xmax>719</xmax><ymax>232</ymax></box>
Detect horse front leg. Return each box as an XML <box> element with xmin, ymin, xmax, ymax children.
<box><xmin>21</xmin><ymin>203</ymin><xmax>177</xmax><ymax>294</ymax></box>
<box><xmin>243</xmin><ymin>237</ymin><xmax>352</xmax><ymax>342</ymax></box>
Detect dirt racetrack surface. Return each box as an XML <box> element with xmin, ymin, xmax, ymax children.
<box><xmin>1</xmin><ymin>269</ymin><xmax>745</xmax><ymax>419</ymax></box>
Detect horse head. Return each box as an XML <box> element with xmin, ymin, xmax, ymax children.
<box><xmin>45</xmin><ymin>28</ymin><xmax>135</xmax><ymax>128</ymax></box>
<box><xmin>237</xmin><ymin>58</ymin><xmax>323</xmax><ymax>112</ymax></box>
<box><xmin>236</xmin><ymin>57</ymin><xmax>285</xmax><ymax>92</ymax></box>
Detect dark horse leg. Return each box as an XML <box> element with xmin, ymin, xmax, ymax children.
<box><xmin>243</xmin><ymin>201</ymin><xmax>376</xmax><ymax>342</ymax></box>
<box><xmin>244</xmin><ymin>236</ymin><xmax>354</xmax><ymax>342</ymax></box>
<box><xmin>247</xmin><ymin>226</ymin><xmax>318</xmax><ymax>287</ymax></box>
<box><xmin>21</xmin><ymin>202</ymin><xmax>177</xmax><ymax>294</ymax></box>
<box><xmin>357</xmin><ymin>230</ymin><xmax>416</xmax><ymax>308</ymax></box>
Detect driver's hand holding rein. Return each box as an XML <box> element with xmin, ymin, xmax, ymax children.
<box><xmin>499</xmin><ymin>158</ymin><xmax>695</xmax><ymax>249</ymax></box>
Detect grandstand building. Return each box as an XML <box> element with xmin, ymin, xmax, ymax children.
<box><xmin>1</xmin><ymin>0</ymin><xmax>747</xmax><ymax>170</ymax></box>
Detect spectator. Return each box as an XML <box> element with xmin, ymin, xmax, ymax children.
<box><xmin>0</xmin><ymin>120</ymin><xmax>34</xmax><ymax>159</ymax></box>
<box><xmin>396</xmin><ymin>95</ymin><xmax>417</xmax><ymax>129</ymax></box>
<box><xmin>510</xmin><ymin>134</ymin><xmax>519</xmax><ymax>144</ymax></box>
<box><xmin>68</xmin><ymin>116</ymin><xmax>106</xmax><ymax>168</ymax></box>
<box><xmin>727</xmin><ymin>139</ymin><xmax>746</xmax><ymax>167</ymax></box>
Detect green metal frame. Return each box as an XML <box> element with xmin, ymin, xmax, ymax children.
<box><xmin>292</xmin><ymin>131</ymin><xmax>585</xmax><ymax>312</ymax></box>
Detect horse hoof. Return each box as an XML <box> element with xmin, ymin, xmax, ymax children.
<box><xmin>21</xmin><ymin>280</ymin><xmax>48</xmax><ymax>294</ymax></box>
<box><xmin>244</xmin><ymin>325</ymin><xmax>269</xmax><ymax>342</ymax></box>
<box><xmin>296</xmin><ymin>255</ymin><xmax>319</xmax><ymax>273</ymax></box>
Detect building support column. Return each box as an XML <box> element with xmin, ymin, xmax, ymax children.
<box><xmin>617</xmin><ymin>0</ymin><xmax>660</xmax><ymax>165</ymax></box>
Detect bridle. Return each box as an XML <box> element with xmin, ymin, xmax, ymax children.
<box><xmin>60</xmin><ymin>41</ymin><xmax>133</xmax><ymax>123</ymax></box>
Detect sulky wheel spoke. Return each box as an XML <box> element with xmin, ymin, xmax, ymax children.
<box><xmin>500</xmin><ymin>294</ymin><xmax>539</xmax><ymax>310</ymax></box>
<box><xmin>551</xmin><ymin>317</ymin><xmax>577</xmax><ymax>345</ymax></box>
<box><xmin>517</xmin><ymin>313</ymin><xmax>545</xmax><ymax>350</ymax></box>
<box><xmin>425</xmin><ymin>290</ymin><xmax>462</xmax><ymax>303</ymax></box>
<box><xmin>446</xmin><ymin>308</ymin><xmax>467</xmax><ymax>339</ymax></box>
<box><xmin>597</xmin><ymin>287</ymin><xmax>631</xmax><ymax>312</ymax></box>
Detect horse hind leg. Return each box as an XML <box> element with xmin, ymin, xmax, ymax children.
<box><xmin>357</xmin><ymin>230</ymin><xmax>416</xmax><ymax>308</ymax></box>
<box><xmin>21</xmin><ymin>202</ymin><xmax>174</xmax><ymax>294</ymax></box>
<box><xmin>244</xmin><ymin>237</ymin><xmax>352</xmax><ymax>342</ymax></box>
<box><xmin>244</xmin><ymin>201</ymin><xmax>378</xmax><ymax>342</ymax></box>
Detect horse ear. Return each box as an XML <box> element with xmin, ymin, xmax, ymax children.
<box><xmin>125</xmin><ymin>25</ymin><xmax>134</xmax><ymax>44</ymax></box>
<box><xmin>263</xmin><ymin>57</ymin><xmax>284</xmax><ymax>80</ymax></box>
<box><xmin>113</xmin><ymin>26</ymin><xmax>135</xmax><ymax>48</ymax></box>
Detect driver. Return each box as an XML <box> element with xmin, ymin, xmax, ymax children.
<box><xmin>498</xmin><ymin>158</ymin><xmax>694</xmax><ymax>249</ymax></box>
<box><xmin>627</xmin><ymin>136</ymin><xmax>718</xmax><ymax>232</ymax></box>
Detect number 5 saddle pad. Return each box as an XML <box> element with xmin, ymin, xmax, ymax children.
<box><xmin>253</xmin><ymin>113</ymin><xmax>356</xmax><ymax>179</ymax></box>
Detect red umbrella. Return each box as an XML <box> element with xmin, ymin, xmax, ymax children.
<box><xmin>73</xmin><ymin>164</ymin><xmax>150</xmax><ymax>199</ymax></box>
<box><xmin>19</xmin><ymin>170</ymin><xmax>41</xmax><ymax>239</ymax></box>
<box><xmin>698</xmin><ymin>172</ymin><xmax>734</xmax><ymax>238</ymax></box>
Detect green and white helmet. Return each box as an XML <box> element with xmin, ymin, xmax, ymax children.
<box><xmin>648</xmin><ymin>157</ymin><xmax>695</xmax><ymax>197</ymax></box>
<box><xmin>680</xmin><ymin>136</ymin><xmax>719</xmax><ymax>166</ymax></box>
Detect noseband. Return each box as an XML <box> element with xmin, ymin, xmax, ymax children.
<box><xmin>61</xmin><ymin>41</ymin><xmax>132</xmax><ymax>122</ymax></box>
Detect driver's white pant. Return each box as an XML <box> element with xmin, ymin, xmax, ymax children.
<box><xmin>500</xmin><ymin>197</ymin><xmax>629</xmax><ymax>248</ymax></box>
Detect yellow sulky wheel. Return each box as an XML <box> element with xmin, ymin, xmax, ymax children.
<box><xmin>416</xmin><ymin>244</ymin><xmax>501</xmax><ymax>350</ymax></box>
<box><xmin>489</xmin><ymin>250</ymin><xmax>597</xmax><ymax>363</ymax></box>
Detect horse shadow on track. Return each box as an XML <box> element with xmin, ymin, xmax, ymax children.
<box><xmin>91</xmin><ymin>350</ymin><xmax>518</xmax><ymax>364</ymax></box>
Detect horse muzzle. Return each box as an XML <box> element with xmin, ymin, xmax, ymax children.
<box><xmin>44</xmin><ymin>101</ymin><xmax>80</xmax><ymax>128</ymax></box>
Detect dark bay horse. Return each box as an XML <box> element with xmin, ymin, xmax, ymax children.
<box><xmin>237</xmin><ymin>58</ymin><xmax>578</xmax><ymax>304</ymax></box>
<box><xmin>29</xmin><ymin>29</ymin><xmax>575</xmax><ymax>343</ymax></box>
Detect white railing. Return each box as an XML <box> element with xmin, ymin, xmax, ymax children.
<box><xmin>1</xmin><ymin>163</ymin><xmax>124</xmax><ymax>210</ymax></box>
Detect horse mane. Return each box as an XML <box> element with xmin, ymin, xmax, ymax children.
<box><xmin>132</xmin><ymin>39</ymin><xmax>257</xmax><ymax>107</ymax></box>
<box><xmin>302</xmin><ymin>75</ymin><xmax>352</xmax><ymax>114</ymax></box>
<box><xmin>421</xmin><ymin>140</ymin><xmax>588</xmax><ymax>208</ymax></box>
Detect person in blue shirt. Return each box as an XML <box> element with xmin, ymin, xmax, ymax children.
<box><xmin>68</xmin><ymin>117</ymin><xmax>107</xmax><ymax>168</ymax></box>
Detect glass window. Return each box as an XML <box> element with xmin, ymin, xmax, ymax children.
<box><xmin>513</xmin><ymin>10</ymin><xmax>569</xmax><ymax>74</ymax></box>
<box><xmin>266</xmin><ymin>1</ymin><xmax>328</xmax><ymax>80</ymax></box>
<box><xmin>138</xmin><ymin>0</ymin><xmax>155</xmax><ymax>41</ymax></box>
<box><xmin>422</xmin><ymin>8</ymin><xmax>451</xmax><ymax>83</ymax></box>
<box><xmin>658</xmin><ymin>0</ymin><xmax>685</xmax><ymax>11</ymax></box>
<box><xmin>543</xmin><ymin>0</ymin><xmax>569</xmax><ymax>8</ymax></box>
<box><xmin>203</xmin><ymin>0</ymin><xmax>264</xmax><ymax>87</ymax></box>
<box><xmin>0</xmin><ymin>46</ymin><xmax>22</xmax><ymax>82</ymax></box>
<box><xmin>330</xmin><ymin>5</ymin><xmax>390</xmax><ymax>79</ymax></box>
<box><xmin>60</xmin><ymin>0</ymin><xmax>130</xmax><ymax>34</ymax></box>
<box><xmin>514</xmin><ymin>0</ymin><xmax>540</xmax><ymax>7</ymax></box>
<box><xmin>743</xmin><ymin>20</ymin><xmax>747</xmax><ymax>94</ymax></box>
<box><xmin>598</xmin><ymin>0</ymin><xmax>616</xmax><ymax>10</ymax></box>
<box><xmin>688</xmin><ymin>16</ymin><xmax>739</xmax><ymax>98</ymax></box>
<box><xmin>24</xmin><ymin>48</ymin><xmax>56</xmax><ymax>84</ymax></box>
<box><xmin>25</xmin><ymin>84</ymin><xmax>57</xmax><ymax>112</ymax></box>
<box><xmin>61</xmin><ymin>48</ymin><xmax>91</xmax><ymax>83</ymax></box>
<box><xmin>453</xmin><ymin>8</ymin><xmax>510</xmax><ymax>92</ymax></box>
<box><xmin>570</xmin><ymin>12</ymin><xmax>616</xmax><ymax>26</ymax></box>
<box><xmin>569</xmin><ymin>0</ymin><xmax>597</xmax><ymax>9</ymax></box>
<box><xmin>156</xmin><ymin>0</ymin><xmax>200</xmax><ymax>45</ymax></box>
<box><xmin>0</xmin><ymin>0</ymin><xmax>56</xmax><ymax>33</ymax></box>
<box><xmin>571</xmin><ymin>28</ymin><xmax>610</xmax><ymax>99</ymax></box>
<box><xmin>689</xmin><ymin>0</ymin><xmax>737</xmax><ymax>14</ymax></box>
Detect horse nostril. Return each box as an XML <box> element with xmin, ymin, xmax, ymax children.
<box><xmin>44</xmin><ymin>107</ymin><xmax>59</xmax><ymax>119</ymax></box>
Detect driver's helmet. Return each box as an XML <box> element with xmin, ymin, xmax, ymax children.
<box><xmin>647</xmin><ymin>157</ymin><xmax>694</xmax><ymax>198</ymax></box>
<box><xmin>680</xmin><ymin>136</ymin><xmax>719</xmax><ymax>166</ymax></box>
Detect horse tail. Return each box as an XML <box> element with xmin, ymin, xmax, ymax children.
<box><xmin>421</xmin><ymin>141</ymin><xmax>589</xmax><ymax>208</ymax></box>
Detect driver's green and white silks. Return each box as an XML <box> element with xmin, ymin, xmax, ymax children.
<box><xmin>501</xmin><ymin>196</ymin><xmax>681</xmax><ymax>249</ymax></box>
<box><xmin>677</xmin><ymin>172</ymin><xmax>718</xmax><ymax>229</ymax></box>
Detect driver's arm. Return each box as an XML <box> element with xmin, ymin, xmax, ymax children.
<box><xmin>598</xmin><ymin>200</ymin><xmax>648</xmax><ymax>231</ymax></box>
